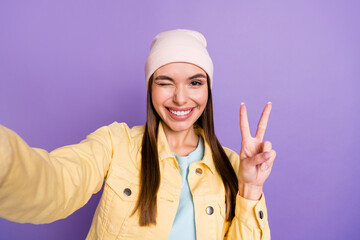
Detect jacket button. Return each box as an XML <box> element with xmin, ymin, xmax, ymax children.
<box><xmin>206</xmin><ymin>206</ymin><xmax>214</xmax><ymax>215</ymax></box>
<box><xmin>123</xmin><ymin>188</ymin><xmax>132</xmax><ymax>196</ymax></box>
<box><xmin>195</xmin><ymin>168</ymin><xmax>203</xmax><ymax>175</ymax></box>
<box><xmin>259</xmin><ymin>210</ymin><xmax>264</xmax><ymax>219</ymax></box>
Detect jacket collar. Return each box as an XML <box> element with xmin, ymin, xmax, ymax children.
<box><xmin>157</xmin><ymin>121</ymin><xmax>216</xmax><ymax>174</ymax></box>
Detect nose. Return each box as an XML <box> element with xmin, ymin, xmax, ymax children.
<box><xmin>173</xmin><ymin>85</ymin><xmax>188</xmax><ymax>106</ymax></box>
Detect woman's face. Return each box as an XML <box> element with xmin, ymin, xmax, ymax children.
<box><xmin>151</xmin><ymin>62</ymin><xmax>208</xmax><ymax>133</ymax></box>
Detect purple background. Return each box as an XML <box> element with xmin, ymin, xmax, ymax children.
<box><xmin>0</xmin><ymin>1</ymin><xmax>359</xmax><ymax>239</ymax></box>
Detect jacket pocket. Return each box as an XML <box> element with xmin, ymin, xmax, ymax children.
<box><xmin>194</xmin><ymin>195</ymin><xmax>226</xmax><ymax>240</ymax></box>
<box><xmin>104</xmin><ymin>170</ymin><xmax>139</xmax><ymax>237</ymax></box>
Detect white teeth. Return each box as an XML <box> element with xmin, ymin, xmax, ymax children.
<box><xmin>169</xmin><ymin>109</ymin><xmax>192</xmax><ymax>116</ymax></box>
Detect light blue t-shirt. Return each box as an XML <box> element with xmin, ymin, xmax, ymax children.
<box><xmin>168</xmin><ymin>136</ymin><xmax>204</xmax><ymax>240</ymax></box>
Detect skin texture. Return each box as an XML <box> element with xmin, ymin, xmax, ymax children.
<box><xmin>238</xmin><ymin>102</ymin><xmax>276</xmax><ymax>200</ymax></box>
<box><xmin>151</xmin><ymin>62</ymin><xmax>208</xmax><ymax>156</ymax></box>
<box><xmin>151</xmin><ymin>62</ymin><xmax>276</xmax><ymax>200</ymax></box>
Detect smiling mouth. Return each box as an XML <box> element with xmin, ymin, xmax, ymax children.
<box><xmin>166</xmin><ymin>107</ymin><xmax>194</xmax><ymax>116</ymax></box>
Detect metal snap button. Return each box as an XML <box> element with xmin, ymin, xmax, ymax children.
<box><xmin>259</xmin><ymin>210</ymin><xmax>264</xmax><ymax>219</ymax></box>
<box><xmin>206</xmin><ymin>206</ymin><xmax>214</xmax><ymax>215</ymax></box>
<box><xmin>195</xmin><ymin>168</ymin><xmax>203</xmax><ymax>175</ymax></box>
<box><xmin>123</xmin><ymin>188</ymin><xmax>132</xmax><ymax>196</ymax></box>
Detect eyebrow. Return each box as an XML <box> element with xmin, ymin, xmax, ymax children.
<box><xmin>154</xmin><ymin>73</ymin><xmax>207</xmax><ymax>81</ymax></box>
<box><xmin>189</xmin><ymin>73</ymin><xmax>207</xmax><ymax>80</ymax></box>
<box><xmin>154</xmin><ymin>75</ymin><xmax>174</xmax><ymax>81</ymax></box>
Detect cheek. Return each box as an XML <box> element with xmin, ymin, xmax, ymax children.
<box><xmin>151</xmin><ymin>88</ymin><xmax>171</xmax><ymax>110</ymax></box>
<box><xmin>193</xmin><ymin>89</ymin><xmax>208</xmax><ymax>108</ymax></box>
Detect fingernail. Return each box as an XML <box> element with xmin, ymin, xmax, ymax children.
<box><xmin>241</xmin><ymin>102</ymin><xmax>245</xmax><ymax>105</ymax></box>
<box><xmin>261</xmin><ymin>163</ymin><xmax>268</xmax><ymax>171</ymax></box>
<box><xmin>263</xmin><ymin>152</ymin><xmax>271</xmax><ymax>160</ymax></box>
<box><xmin>267</xmin><ymin>101</ymin><xmax>272</xmax><ymax>105</ymax></box>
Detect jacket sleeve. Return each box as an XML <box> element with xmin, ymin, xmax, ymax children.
<box><xmin>0</xmin><ymin>124</ymin><xmax>115</xmax><ymax>224</ymax></box>
<box><xmin>222</xmin><ymin>147</ymin><xmax>271</xmax><ymax>240</ymax></box>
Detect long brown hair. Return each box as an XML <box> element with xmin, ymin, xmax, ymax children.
<box><xmin>133</xmin><ymin>75</ymin><xmax>238</xmax><ymax>226</ymax></box>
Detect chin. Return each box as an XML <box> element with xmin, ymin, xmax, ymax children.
<box><xmin>163</xmin><ymin>119</ymin><xmax>197</xmax><ymax>133</ymax></box>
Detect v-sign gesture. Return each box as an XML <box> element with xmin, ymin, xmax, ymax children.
<box><xmin>238</xmin><ymin>102</ymin><xmax>276</xmax><ymax>200</ymax></box>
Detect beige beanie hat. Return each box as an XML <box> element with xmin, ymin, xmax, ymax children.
<box><xmin>145</xmin><ymin>29</ymin><xmax>214</xmax><ymax>89</ymax></box>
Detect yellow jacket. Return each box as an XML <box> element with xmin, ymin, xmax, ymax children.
<box><xmin>0</xmin><ymin>122</ymin><xmax>270</xmax><ymax>240</ymax></box>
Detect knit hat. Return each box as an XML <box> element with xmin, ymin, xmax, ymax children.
<box><xmin>145</xmin><ymin>29</ymin><xmax>214</xmax><ymax>89</ymax></box>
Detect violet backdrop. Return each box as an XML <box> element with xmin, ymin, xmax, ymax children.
<box><xmin>0</xmin><ymin>1</ymin><xmax>359</xmax><ymax>239</ymax></box>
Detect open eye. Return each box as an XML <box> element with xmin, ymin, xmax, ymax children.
<box><xmin>190</xmin><ymin>80</ymin><xmax>203</xmax><ymax>86</ymax></box>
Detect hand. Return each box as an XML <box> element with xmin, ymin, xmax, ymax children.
<box><xmin>238</xmin><ymin>102</ymin><xmax>276</xmax><ymax>200</ymax></box>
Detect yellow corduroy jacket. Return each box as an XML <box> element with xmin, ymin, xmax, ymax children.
<box><xmin>0</xmin><ymin>122</ymin><xmax>270</xmax><ymax>240</ymax></box>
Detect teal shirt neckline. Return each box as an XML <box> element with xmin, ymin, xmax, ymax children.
<box><xmin>168</xmin><ymin>136</ymin><xmax>204</xmax><ymax>240</ymax></box>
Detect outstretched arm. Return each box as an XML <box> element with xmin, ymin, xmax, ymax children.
<box><xmin>0</xmin><ymin>124</ymin><xmax>114</xmax><ymax>224</ymax></box>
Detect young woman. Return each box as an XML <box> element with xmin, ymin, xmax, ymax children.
<box><xmin>0</xmin><ymin>29</ymin><xmax>276</xmax><ymax>240</ymax></box>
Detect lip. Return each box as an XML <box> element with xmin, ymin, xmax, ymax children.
<box><xmin>166</xmin><ymin>107</ymin><xmax>195</xmax><ymax>120</ymax></box>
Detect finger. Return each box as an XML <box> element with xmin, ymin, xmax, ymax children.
<box><xmin>240</xmin><ymin>102</ymin><xmax>251</xmax><ymax>140</ymax></box>
<box><xmin>255</xmin><ymin>102</ymin><xmax>272</xmax><ymax>141</ymax></box>
<box><xmin>247</xmin><ymin>151</ymin><xmax>272</xmax><ymax>167</ymax></box>
<box><xmin>260</xmin><ymin>141</ymin><xmax>272</xmax><ymax>153</ymax></box>
<box><xmin>260</xmin><ymin>149</ymin><xmax>276</xmax><ymax>171</ymax></box>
